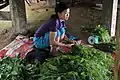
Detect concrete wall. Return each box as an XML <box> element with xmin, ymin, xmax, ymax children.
<box><xmin>46</xmin><ymin>0</ymin><xmax>56</xmax><ymax>7</ymax></box>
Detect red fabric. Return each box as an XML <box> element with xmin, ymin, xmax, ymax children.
<box><xmin>7</xmin><ymin>39</ymin><xmax>33</xmax><ymax>59</ymax></box>
<box><xmin>0</xmin><ymin>35</ymin><xmax>34</xmax><ymax>59</ymax></box>
<box><xmin>62</xmin><ymin>47</ymin><xmax>71</xmax><ymax>52</ymax></box>
<box><xmin>14</xmin><ymin>40</ymin><xmax>33</xmax><ymax>59</ymax></box>
<box><xmin>58</xmin><ymin>46</ymin><xmax>71</xmax><ymax>53</ymax></box>
<box><xmin>0</xmin><ymin>49</ymin><xmax>8</xmax><ymax>58</ymax></box>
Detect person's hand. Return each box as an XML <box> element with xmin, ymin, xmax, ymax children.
<box><xmin>66</xmin><ymin>44</ymin><xmax>74</xmax><ymax>48</ymax></box>
<box><xmin>76</xmin><ymin>40</ymin><xmax>82</xmax><ymax>45</ymax></box>
<box><xmin>72</xmin><ymin>40</ymin><xmax>84</xmax><ymax>45</ymax></box>
<box><xmin>72</xmin><ymin>40</ymin><xmax>77</xmax><ymax>44</ymax></box>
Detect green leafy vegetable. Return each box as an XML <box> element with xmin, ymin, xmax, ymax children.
<box><xmin>0</xmin><ymin>45</ymin><xmax>114</xmax><ymax>80</ymax></box>
<box><xmin>93</xmin><ymin>25</ymin><xmax>111</xmax><ymax>43</ymax></box>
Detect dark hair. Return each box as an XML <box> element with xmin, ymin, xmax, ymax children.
<box><xmin>50</xmin><ymin>14</ymin><xmax>57</xmax><ymax>19</ymax></box>
<box><xmin>55</xmin><ymin>2</ymin><xmax>69</xmax><ymax>14</ymax></box>
<box><xmin>50</xmin><ymin>2</ymin><xmax>69</xmax><ymax>19</ymax></box>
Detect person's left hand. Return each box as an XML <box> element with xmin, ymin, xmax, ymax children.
<box><xmin>72</xmin><ymin>40</ymin><xmax>77</xmax><ymax>44</ymax></box>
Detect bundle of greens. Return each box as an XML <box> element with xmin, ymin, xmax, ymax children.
<box><xmin>0</xmin><ymin>56</ymin><xmax>24</xmax><ymax>80</ymax></box>
<box><xmin>39</xmin><ymin>45</ymin><xmax>114</xmax><ymax>80</ymax></box>
<box><xmin>93</xmin><ymin>42</ymin><xmax>116</xmax><ymax>53</ymax></box>
<box><xmin>71</xmin><ymin>45</ymin><xmax>113</xmax><ymax>69</ymax></box>
<box><xmin>92</xmin><ymin>25</ymin><xmax>111</xmax><ymax>43</ymax></box>
<box><xmin>0</xmin><ymin>45</ymin><xmax>114</xmax><ymax>80</ymax></box>
<box><xmin>0</xmin><ymin>56</ymin><xmax>41</xmax><ymax>80</ymax></box>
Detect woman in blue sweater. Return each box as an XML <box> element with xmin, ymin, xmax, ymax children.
<box><xmin>33</xmin><ymin>2</ymin><xmax>74</xmax><ymax>51</ymax></box>
<box><xmin>26</xmin><ymin>2</ymin><xmax>77</xmax><ymax>61</ymax></box>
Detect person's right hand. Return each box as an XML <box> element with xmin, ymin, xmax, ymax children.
<box><xmin>66</xmin><ymin>44</ymin><xmax>74</xmax><ymax>48</ymax></box>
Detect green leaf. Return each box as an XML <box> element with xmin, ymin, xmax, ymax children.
<box><xmin>11</xmin><ymin>71</ymin><xmax>18</xmax><ymax>75</ymax></box>
<box><xmin>57</xmin><ymin>77</ymin><xmax>61</xmax><ymax>80</ymax></box>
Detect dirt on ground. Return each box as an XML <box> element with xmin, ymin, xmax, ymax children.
<box><xmin>0</xmin><ymin>4</ymin><xmax>102</xmax><ymax>49</ymax></box>
<box><xmin>0</xmin><ymin>30</ymin><xmax>11</xmax><ymax>49</ymax></box>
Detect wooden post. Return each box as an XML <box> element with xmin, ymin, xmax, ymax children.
<box><xmin>110</xmin><ymin>0</ymin><xmax>118</xmax><ymax>37</ymax></box>
<box><xmin>115</xmin><ymin>9</ymin><xmax>120</xmax><ymax>80</ymax></box>
<box><xmin>9</xmin><ymin>0</ymin><xmax>27</xmax><ymax>35</ymax></box>
<box><xmin>102</xmin><ymin>0</ymin><xmax>118</xmax><ymax>37</ymax></box>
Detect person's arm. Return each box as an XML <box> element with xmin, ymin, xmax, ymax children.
<box><xmin>64</xmin><ymin>34</ymin><xmax>70</xmax><ymax>41</ymax></box>
<box><xmin>59</xmin><ymin>28</ymin><xmax>67</xmax><ymax>41</ymax></box>
<box><xmin>60</xmin><ymin>32</ymin><xmax>65</xmax><ymax>40</ymax></box>
<box><xmin>49</xmin><ymin>32</ymin><xmax>74</xmax><ymax>48</ymax></box>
